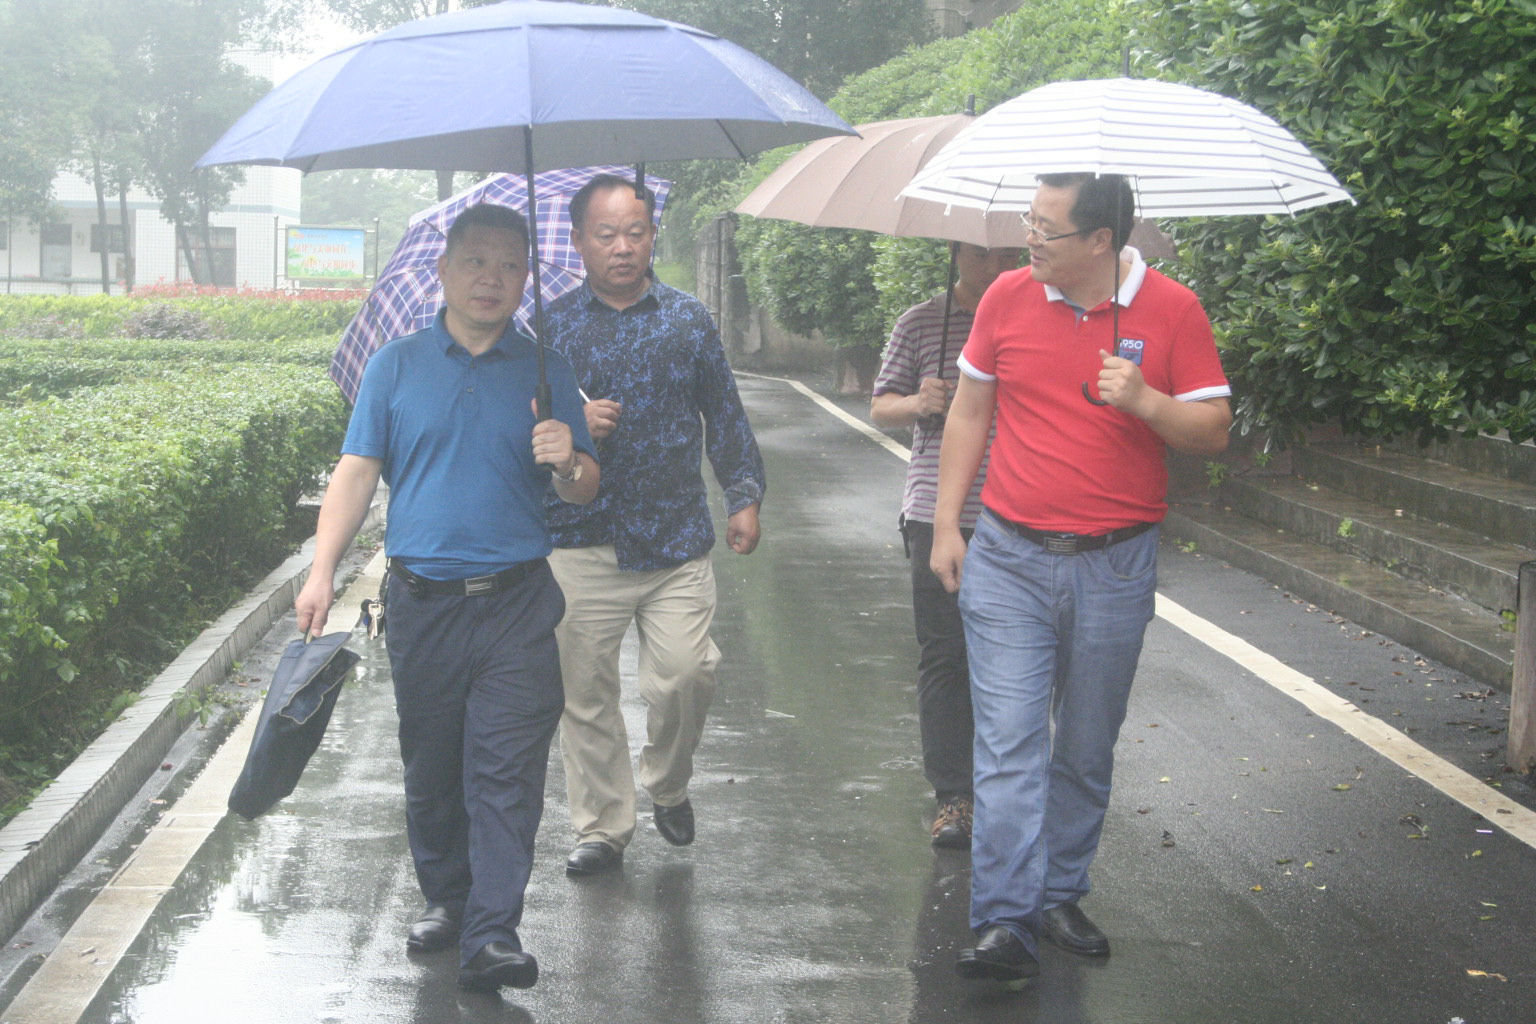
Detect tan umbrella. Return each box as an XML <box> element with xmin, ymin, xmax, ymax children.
<box><xmin>735</xmin><ymin>112</ymin><xmax>1174</xmax><ymax>255</ymax></box>
<box><xmin>736</xmin><ymin>113</ymin><xmax>1027</xmax><ymax>247</ymax></box>
<box><xmin>734</xmin><ymin>111</ymin><xmax>1172</xmax><ymax>392</ymax></box>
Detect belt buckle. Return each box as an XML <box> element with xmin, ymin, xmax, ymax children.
<box><xmin>1044</xmin><ymin>535</ymin><xmax>1079</xmax><ymax>555</ymax></box>
<box><xmin>463</xmin><ymin>575</ymin><xmax>496</xmax><ymax>597</ymax></box>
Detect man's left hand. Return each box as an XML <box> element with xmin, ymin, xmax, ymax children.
<box><xmin>531</xmin><ymin>399</ymin><xmax>577</xmax><ymax>476</ymax></box>
<box><xmin>1095</xmin><ymin>349</ymin><xmax>1150</xmax><ymax>414</ymax></box>
<box><xmin>727</xmin><ymin>503</ymin><xmax>761</xmax><ymax>555</ymax></box>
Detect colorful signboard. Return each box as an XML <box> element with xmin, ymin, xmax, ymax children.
<box><xmin>285</xmin><ymin>226</ymin><xmax>368</xmax><ymax>282</ymax></box>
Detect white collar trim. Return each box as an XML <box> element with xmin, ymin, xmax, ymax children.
<box><xmin>1043</xmin><ymin>245</ymin><xmax>1148</xmax><ymax>308</ymax></box>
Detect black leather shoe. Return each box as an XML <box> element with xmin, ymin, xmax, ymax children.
<box><xmin>653</xmin><ymin>799</ymin><xmax>695</xmax><ymax>846</ymax></box>
<box><xmin>565</xmin><ymin>841</ymin><xmax>623</xmax><ymax>876</ymax></box>
<box><xmin>457</xmin><ymin>941</ymin><xmax>537</xmax><ymax>991</ymax></box>
<box><xmin>406</xmin><ymin>904</ymin><xmax>460</xmax><ymax>953</ymax></box>
<box><xmin>956</xmin><ymin>925</ymin><xmax>1039</xmax><ymax>985</ymax></box>
<box><xmin>1042</xmin><ymin>902</ymin><xmax>1110</xmax><ymax>957</ymax></box>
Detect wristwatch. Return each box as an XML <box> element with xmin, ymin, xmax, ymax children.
<box><xmin>554</xmin><ymin>457</ymin><xmax>583</xmax><ymax>483</ymax></box>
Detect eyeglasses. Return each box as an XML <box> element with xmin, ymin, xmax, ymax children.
<box><xmin>1021</xmin><ymin>218</ymin><xmax>1089</xmax><ymax>244</ymax></box>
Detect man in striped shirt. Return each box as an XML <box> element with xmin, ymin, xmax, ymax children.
<box><xmin>870</xmin><ymin>242</ymin><xmax>1021</xmax><ymax>849</ymax></box>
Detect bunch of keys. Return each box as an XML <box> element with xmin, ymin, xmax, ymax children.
<box><xmin>361</xmin><ymin>598</ymin><xmax>386</xmax><ymax>639</ymax></box>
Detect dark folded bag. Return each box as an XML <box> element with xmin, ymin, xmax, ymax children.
<box><xmin>228</xmin><ymin>631</ymin><xmax>359</xmax><ymax>819</ymax></box>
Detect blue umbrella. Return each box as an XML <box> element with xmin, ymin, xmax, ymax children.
<box><xmin>197</xmin><ymin>0</ymin><xmax>855</xmax><ymax>412</ymax></box>
<box><xmin>330</xmin><ymin>165</ymin><xmax>673</xmax><ymax>403</ymax></box>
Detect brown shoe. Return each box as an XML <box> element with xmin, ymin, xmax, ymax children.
<box><xmin>931</xmin><ymin>795</ymin><xmax>973</xmax><ymax>849</ymax></box>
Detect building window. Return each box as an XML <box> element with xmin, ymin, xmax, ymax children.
<box><xmin>180</xmin><ymin>226</ymin><xmax>237</xmax><ymax>287</ymax></box>
<box><xmin>41</xmin><ymin>223</ymin><xmax>71</xmax><ymax>279</ymax></box>
<box><xmin>90</xmin><ymin>224</ymin><xmax>126</xmax><ymax>254</ymax></box>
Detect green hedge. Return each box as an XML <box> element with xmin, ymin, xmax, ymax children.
<box><xmin>1137</xmin><ymin>0</ymin><xmax>1536</xmax><ymax>444</ymax></box>
<box><xmin>0</xmin><ymin>362</ymin><xmax>348</xmax><ymax>809</ymax></box>
<box><xmin>0</xmin><ymin>336</ymin><xmax>336</xmax><ymax>402</ymax></box>
<box><xmin>0</xmin><ymin>293</ymin><xmax>361</xmax><ymax>342</ymax></box>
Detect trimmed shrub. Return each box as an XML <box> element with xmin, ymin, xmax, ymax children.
<box><xmin>0</xmin><ymin>363</ymin><xmax>348</xmax><ymax>808</ymax></box>
<box><xmin>122</xmin><ymin>302</ymin><xmax>215</xmax><ymax>339</ymax></box>
<box><xmin>0</xmin><ymin>336</ymin><xmax>337</xmax><ymax>403</ymax></box>
<box><xmin>0</xmin><ymin>292</ymin><xmax>362</xmax><ymax>343</ymax></box>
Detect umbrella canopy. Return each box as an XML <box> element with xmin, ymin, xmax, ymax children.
<box><xmin>330</xmin><ymin>165</ymin><xmax>672</xmax><ymax>403</ymax></box>
<box><xmin>901</xmin><ymin>77</ymin><xmax>1352</xmax><ymax>218</ymax></box>
<box><xmin>198</xmin><ymin>0</ymin><xmax>852</xmax><ymax>415</ymax></box>
<box><xmin>196</xmin><ymin>0</ymin><xmax>854</xmax><ymax>175</ymax></box>
<box><xmin>735</xmin><ymin>114</ymin><xmax>1029</xmax><ymax>248</ymax></box>
<box><xmin>734</xmin><ymin>111</ymin><xmax>1176</xmax><ymax>251</ymax></box>
<box><xmin>731</xmin><ymin>111</ymin><xmax>1172</xmax><ymax>386</ymax></box>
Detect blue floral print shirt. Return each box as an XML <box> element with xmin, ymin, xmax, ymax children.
<box><xmin>542</xmin><ymin>279</ymin><xmax>766</xmax><ymax>571</ymax></box>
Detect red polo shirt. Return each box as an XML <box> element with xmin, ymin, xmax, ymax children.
<box><xmin>959</xmin><ymin>251</ymin><xmax>1230</xmax><ymax>534</ymax></box>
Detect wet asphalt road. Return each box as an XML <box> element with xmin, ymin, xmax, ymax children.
<box><xmin>27</xmin><ymin>375</ymin><xmax>1536</xmax><ymax>1023</ymax></box>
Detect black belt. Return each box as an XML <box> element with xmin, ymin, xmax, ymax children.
<box><xmin>388</xmin><ymin>558</ymin><xmax>543</xmax><ymax>597</ymax></box>
<box><xmin>988</xmin><ymin>513</ymin><xmax>1155</xmax><ymax>554</ymax></box>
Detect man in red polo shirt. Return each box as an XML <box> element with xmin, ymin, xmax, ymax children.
<box><xmin>930</xmin><ymin>172</ymin><xmax>1232</xmax><ymax>985</ymax></box>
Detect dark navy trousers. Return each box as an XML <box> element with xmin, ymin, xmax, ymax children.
<box><xmin>384</xmin><ymin>561</ymin><xmax>565</xmax><ymax>965</ymax></box>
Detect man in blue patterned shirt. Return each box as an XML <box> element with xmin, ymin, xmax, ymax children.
<box><xmin>544</xmin><ymin>173</ymin><xmax>766</xmax><ymax>877</ymax></box>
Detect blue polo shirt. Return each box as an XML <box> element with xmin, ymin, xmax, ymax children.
<box><xmin>344</xmin><ymin>312</ymin><xmax>595</xmax><ymax>579</ymax></box>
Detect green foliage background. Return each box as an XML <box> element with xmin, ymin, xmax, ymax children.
<box><xmin>0</xmin><ymin>300</ymin><xmax>351</xmax><ymax>819</ymax></box>
<box><xmin>1137</xmin><ymin>0</ymin><xmax>1536</xmax><ymax>444</ymax></box>
<box><xmin>732</xmin><ymin>0</ymin><xmax>1130</xmax><ymax>351</ymax></box>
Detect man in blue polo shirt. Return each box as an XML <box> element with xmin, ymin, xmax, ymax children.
<box><xmin>296</xmin><ymin>203</ymin><xmax>598</xmax><ymax>993</ymax></box>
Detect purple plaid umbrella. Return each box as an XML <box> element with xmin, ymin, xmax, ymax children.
<box><xmin>331</xmin><ymin>165</ymin><xmax>670</xmax><ymax>402</ymax></box>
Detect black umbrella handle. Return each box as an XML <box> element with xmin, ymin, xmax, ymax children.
<box><xmin>524</xmin><ymin>128</ymin><xmax>551</xmax><ymax>422</ymax></box>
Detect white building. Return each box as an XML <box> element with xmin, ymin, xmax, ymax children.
<box><xmin>1</xmin><ymin>46</ymin><xmax>302</xmax><ymax>296</ymax></box>
<box><xmin>0</xmin><ymin>165</ymin><xmax>301</xmax><ymax>295</ymax></box>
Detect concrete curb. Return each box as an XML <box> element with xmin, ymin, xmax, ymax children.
<box><xmin>0</xmin><ymin>510</ymin><xmax>377</xmax><ymax>946</ymax></box>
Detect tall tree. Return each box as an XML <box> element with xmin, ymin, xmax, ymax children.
<box><xmin>134</xmin><ymin>0</ymin><xmax>267</xmax><ymax>284</ymax></box>
<box><xmin>0</xmin><ymin>2</ymin><xmax>82</xmax><ymax>261</ymax></box>
<box><xmin>67</xmin><ymin>1</ymin><xmax>151</xmax><ymax>294</ymax></box>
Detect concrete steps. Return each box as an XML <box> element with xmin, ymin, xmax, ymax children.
<box><xmin>1164</xmin><ymin>433</ymin><xmax>1533</xmax><ymax>691</ymax></box>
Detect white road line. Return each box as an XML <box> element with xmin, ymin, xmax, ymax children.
<box><xmin>769</xmin><ymin>372</ymin><xmax>1536</xmax><ymax>852</ymax></box>
<box><xmin>1157</xmin><ymin>594</ymin><xmax>1536</xmax><ymax>847</ymax></box>
<box><xmin>739</xmin><ymin>372</ymin><xmax>912</xmax><ymax>462</ymax></box>
<box><xmin>1</xmin><ymin>552</ymin><xmax>386</xmax><ymax>1024</ymax></box>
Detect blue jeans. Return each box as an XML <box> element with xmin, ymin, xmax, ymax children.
<box><xmin>958</xmin><ymin>511</ymin><xmax>1157</xmax><ymax>953</ymax></box>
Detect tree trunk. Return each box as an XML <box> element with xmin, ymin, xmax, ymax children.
<box><xmin>176</xmin><ymin>221</ymin><xmax>200</xmax><ymax>284</ymax></box>
<box><xmin>116</xmin><ymin>174</ymin><xmax>134</xmax><ymax>293</ymax></box>
<box><xmin>91</xmin><ymin>152</ymin><xmax>111</xmax><ymax>294</ymax></box>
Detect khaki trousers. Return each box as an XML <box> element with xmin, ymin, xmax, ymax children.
<box><xmin>549</xmin><ymin>546</ymin><xmax>720</xmax><ymax>849</ymax></box>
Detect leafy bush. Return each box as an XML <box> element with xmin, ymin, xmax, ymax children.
<box><xmin>123</xmin><ymin>302</ymin><xmax>214</xmax><ymax>339</ymax></box>
<box><xmin>0</xmin><ymin>364</ymin><xmax>348</xmax><ymax>811</ymax></box>
<box><xmin>0</xmin><ymin>292</ymin><xmax>363</xmax><ymax>342</ymax></box>
<box><xmin>1136</xmin><ymin>0</ymin><xmax>1536</xmax><ymax>443</ymax></box>
<box><xmin>732</xmin><ymin>0</ymin><xmax>1130</xmax><ymax>355</ymax></box>
<box><xmin>0</xmin><ymin>336</ymin><xmax>337</xmax><ymax>403</ymax></box>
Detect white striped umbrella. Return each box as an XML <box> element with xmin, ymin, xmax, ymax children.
<box><xmin>901</xmin><ymin>77</ymin><xmax>1352</xmax><ymax>217</ymax></box>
